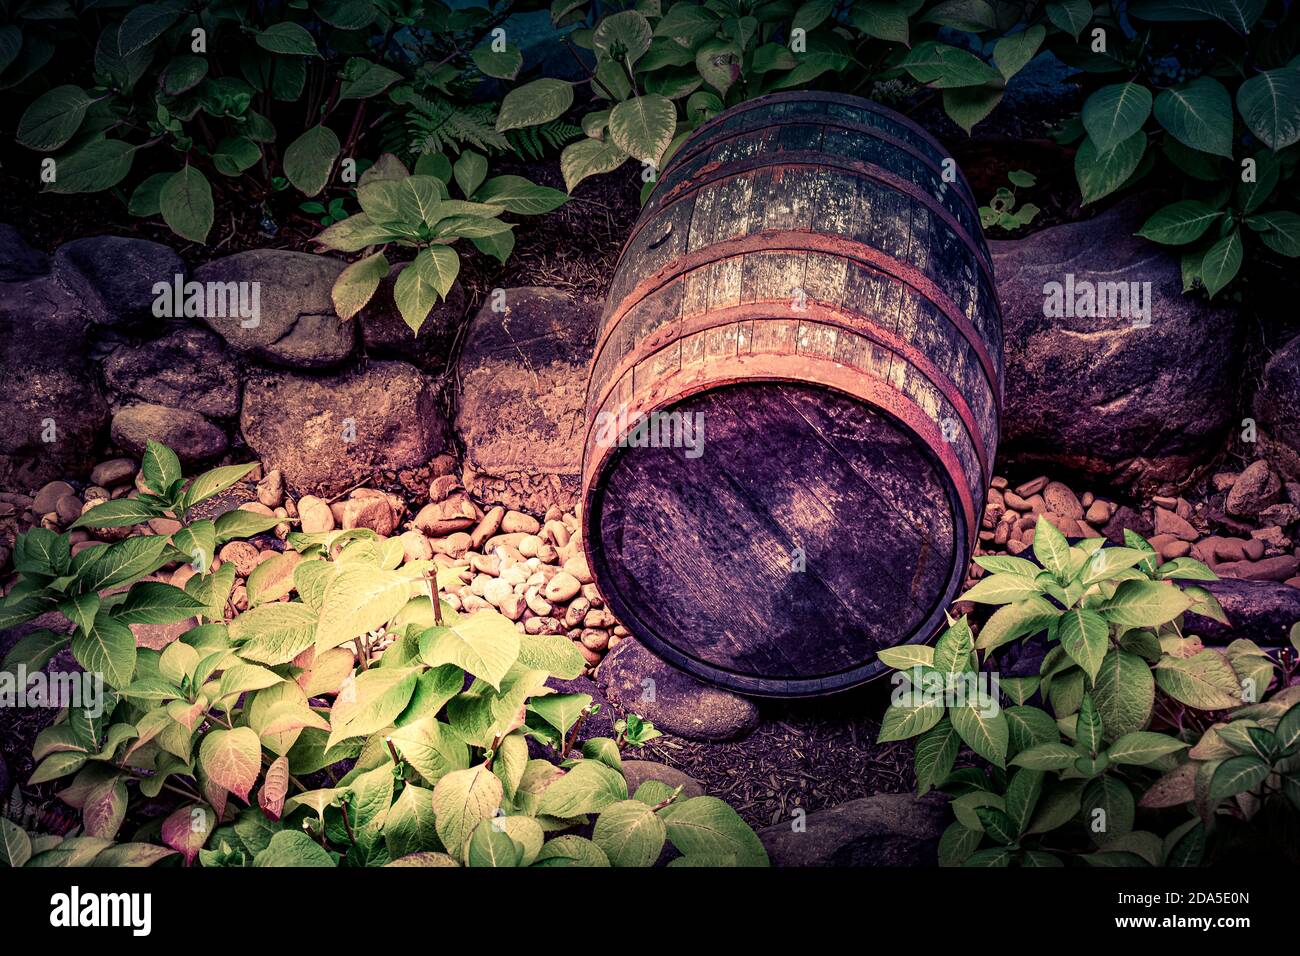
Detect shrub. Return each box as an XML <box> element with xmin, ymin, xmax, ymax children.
<box><xmin>1040</xmin><ymin>0</ymin><xmax>1300</xmax><ymax>296</ymax></box>
<box><xmin>312</xmin><ymin>150</ymin><xmax>566</xmax><ymax>332</ymax></box>
<box><xmin>0</xmin><ymin>442</ymin><xmax>766</xmax><ymax>868</ymax></box>
<box><xmin>498</xmin><ymin>0</ymin><xmax>1054</xmax><ymax>196</ymax></box>
<box><xmin>877</xmin><ymin>514</ymin><xmax>1300</xmax><ymax>866</ymax></box>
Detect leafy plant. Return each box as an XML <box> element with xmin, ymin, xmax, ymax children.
<box><xmin>301</xmin><ymin>197</ymin><xmax>350</xmax><ymax>227</ymax></box>
<box><xmin>877</xmin><ymin>514</ymin><xmax>1300</xmax><ymax>866</ymax></box>
<box><xmin>979</xmin><ymin>169</ymin><xmax>1039</xmax><ymax>231</ymax></box>
<box><xmin>0</xmin><ymin>443</ymin><xmax>765</xmax><ymax>868</ymax></box>
<box><xmin>313</xmin><ymin>150</ymin><xmax>567</xmax><ymax>332</ymax></box>
<box><xmin>499</xmin><ymin>0</ymin><xmax>1051</xmax><ymax>195</ymax></box>
<box><xmin>1040</xmin><ymin>1</ymin><xmax>1300</xmax><ymax>296</ymax></box>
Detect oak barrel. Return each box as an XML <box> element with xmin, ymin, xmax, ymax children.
<box><xmin>581</xmin><ymin>91</ymin><xmax>1002</xmax><ymax>697</ymax></box>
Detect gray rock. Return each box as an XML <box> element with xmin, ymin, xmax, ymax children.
<box><xmin>757</xmin><ymin>792</ymin><xmax>949</xmax><ymax>867</ymax></box>
<box><xmin>0</xmin><ymin>224</ymin><xmax>49</xmax><ymax>281</ymax></box>
<box><xmin>596</xmin><ymin>638</ymin><xmax>759</xmax><ymax>742</ymax></box>
<box><xmin>240</xmin><ymin>360</ymin><xmax>450</xmax><ymax>497</ymax></box>
<box><xmin>1253</xmin><ymin>333</ymin><xmax>1300</xmax><ymax>480</ymax></box>
<box><xmin>991</xmin><ymin>196</ymin><xmax>1243</xmax><ymax>495</ymax></box>
<box><xmin>110</xmin><ymin>403</ymin><xmax>228</xmax><ymax>464</ymax></box>
<box><xmin>1225</xmin><ymin>459</ymin><xmax>1282</xmax><ymax>517</ymax></box>
<box><xmin>193</xmin><ymin>250</ymin><xmax>355</xmax><ymax>369</ymax></box>
<box><xmin>620</xmin><ymin>759</ymin><xmax>705</xmax><ymax>800</ymax></box>
<box><xmin>0</xmin><ymin>277</ymin><xmax>109</xmax><ymax>489</ymax></box>
<box><xmin>454</xmin><ymin>287</ymin><xmax>598</xmax><ymax>514</ymax></box>
<box><xmin>1189</xmin><ymin>579</ymin><xmax>1300</xmax><ymax>647</ymax></box>
<box><xmin>359</xmin><ymin>272</ymin><xmax>466</xmax><ymax>372</ymax></box>
<box><xmin>53</xmin><ymin>235</ymin><xmax>185</xmax><ymax>328</ymax></box>
<box><xmin>102</xmin><ymin>325</ymin><xmax>242</xmax><ymax>420</ymax></box>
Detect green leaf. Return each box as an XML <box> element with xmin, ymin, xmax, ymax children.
<box><xmin>1011</xmin><ymin>741</ymin><xmax>1077</xmax><ymax>770</ymax></box>
<box><xmin>256</xmin><ymin>22</ymin><xmax>318</xmax><ymax>56</ymax></box>
<box><xmin>901</xmin><ymin>41</ymin><xmax>1001</xmax><ymax>88</ymax></box>
<box><xmin>914</xmin><ymin>715</ymin><xmax>960</xmax><ymax>795</ymax></box>
<box><xmin>1129</xmin><ymin>0</ymin><xmax>1263</xmax><ymax>32</ymax></box>
<box><xmin>212</xmin><ymin>136</ymin><xmax>261</xmax><ymax>177</ymax></box>
<box><xmin>159</xmin><ymin>166</ymin><xmax>214</xmax><ymax>243</ymax></box>
<box><xmin>1082</xmin><ymin>83</ymin><xmax>1152</xmax><ymax>153</ymax></box>
<box><xmin>876</xmin><ymin>645</ymin><xmax>935</xmax><ymax>669</ymax></box>
<box><xmin>850</xmin><ymin>0</ymin><xmax>911</xmax><ymax>44</ymax></box>
<box><xmin>230</xmin><ymin>601</ymin><xmax>317</xmax><ymax>666</ymax></box>
<box><xmin>419</xmin><ymin>613</ymin><xmax>520</xmax><ymax>690</ymax></box>
<box><xmin>592</xmin><ymin>799</ymin><xmax>667</xmax><ymax>867</ymax></box>
<box><xmin>1075</xmin><ymin>130</ymin><xmax>1146</xmax><ymax>204</ymax></box>
<box><xmin>1137</xmin><ymin>200</ymin><xmax>1224</xmax><ymax>245</ymax></box>
<box><xmin>2</xmin><ymin>630</ymin><xmax>69</xmax><ymax>674</ymax></box>
<box><xmin>331</xmin><ymin>251</ymin><xmax>388</xmax><ymax>320</ymax></box>
<box><xmin>72</xmin><ymin>612</ymin><xmax>136</xmax><ymax>688</ymax></box>
<box><xmin>1209</xmin><ymin>754</ymin><xmax>1269</xmax><ymax>801</ymax></box>
<box><xmin>792</xmin><ymin>0</ymin><xmax>835</xmax><ymax>31</ymax></box>
<box><xmin>1154</xmin><ymin>650</ymin><xmax>1242</xmax><ymax>710</ymax></box>
<box><xmin>609</xmin><ymin>94</ymin><xmax>676</xmax><ymax>166</ymax></box>
<box><xmin>433</xmin><ymin>766</ymin><xmax>503</xmax><ymax>860</ymax></box>
<box><xmin>661</xmin><ymin>795</ymin><xmax>768</xmax><ymax>865</ymax></box>
<box><xmin>1099</xmin><ymin>579</ymin><xmax>1193</xmax><ymax>627</ymax></box>
<box><xmin>473</xmin><ymin>175</ymin><xmax>567</xmax><ymax>216</ymax></box>
<box><xmin>471</xmin><ymin>42</ymin><xmax>523</xmax><ymax>81</ymax></box>
<box><xmin>0</xmin><ymin>818</ymin><xmax>32</xmax><ymax>868</ymax></box>
<box><xmin>393</xmin><ymin>247</ymin><xmax>460</xmax><ymax>333</ymax></box>
<box><xmin>182</xmin><ymin>463</ymin><xmax>257</xmax><ymax>512</ymax></box>
<box><xmin>327</xmin><ymin>667</ymin><xmax>420</xmax><ymax>748</ymax></box>
<box><xmin>653</xmin><ymin>3</ymin><xmax>722</xmax><ymax>43</ymax></box>
<box><xmin>1032</xmin><ymin>513</ymin><xmax>1071</xmax><ymax>579</ymax></box>
<box><xmin>1248</xmin><ymin>210</ymin><xmax>1300</xmax><ymax>257</ymax></box>
<box><xmin>960</xmin><ymin>572</ymin><xmax>1041</xmax><ymax>604</ymax></box>
<box><xmin>284</xmin><ymin>125</ymin><xmax>340</xmax><ymax>197</ymax></box>
<box><xmin>1059</xmin><ymin>608</ymin><xmax>1109</xmax><ymax>683</ymax></box>
<box><xmin>532</xmin><ymin>834</ymin><xmax>610</xmax><ymax>867</ymax></box>
<box><xmin>1046</xmin><ymin>0</ymin><xmax>1091</xmax><ymax>37</ymax></box>
<box><xmin>1153</xmin><ymin>77</ymin><xmax>1233</xmax><ymax>158</ymax></box>
<box><xmin>529</xmin><ymin>693</ymin><xmax>592</xmax><ymax>736</ymax></box>
<box><xmin>117</xmin><ymin>3</ymin><xmax>183</xmax><ymax>56</ymax></box>
<box><xmin>453</xmin><ymin>150</ymin><xmax>488</xmax><ymax>199</ymax></box>
<box><xmin>315</xmin><ymin>567</ymin><xmax>417</xmax><ymax>652</ymax></box>
<box><xmin>974</xmin><ymin>806</ymin><xmax>1017</xmax><ymax>846</ymax></box>
<box><xmin>497</xmin><ymin>78</ymin><xmax>575</xmax><ymax>132</ymax></box>
<box><xmin>1107</xmin><ymin>731</ymin><xmax>1188</xmax><ymax>765</ymax></box>
<box><xmin>1082</xmin><ymin>776</ymin><xmax>1134</xmax><ymax>837</ymax></box>
<box><xmin>1077</xmin><ymin>693</ymin><xmax>1104</xmax><ymax>754</ymax></box>
<box><xmin>993</xmin><ymin>25</ymin><xmax>1045</xmax><ymax>81</ymax></box>
<box><xmin>1200</xmin><ymin>228</ymin><xmax>1242</xmax><ymax>298</ymax></box>
<box><xmin>877</xmin><ymin>699</ymin><xmax>944</xmax><ymax>742</ymax></box>
<box><xmin>141</xmin><ymin>440</ymin><xmax>182</xmax><ymax>496</ymax></box>
<box><xmin>46</xmin><ymin>139</ymin><xmax>136</xmax><ymax>195</ymax></box>
<box><xmin>17</xmin><ymin>84</ymin><xmax>92</xmax><ymax>150</ymax></box>
<box><xmin>975</xmin><ymin>597</ymin><xmax>1060</xmax><ymax>652</ymax></box>
<box><xmin>114</xmin><ymin>581</ymin><xmax>204</xmax><ymax>626</ymax></box>
<box><xmin>943</xmin><ymin>86</ymin><xmax>1003</xmax><ymax>136</ymax></box>
<box><xmin>1236</xmin><ymin>67</ymin><xmax>1300</xmax><ymax>150</ymax></box>
<box><xmin>253</xmin><ymin>830</ymin><xmax>334</xmax><ymax>867</ymax></box>
<box><xmin>560</xmin><ymin>137</ymin><xmax>628</xmax><ymax>192</ymax></box>
<box><xmin>339</xmin><ymin>58</ymin><xmax>402</xmax><ymax>100</ymax></box>
<box><xmin>593</xmin><ymin>10</ymin><xmax>654</xmax><ymax>64</ymax></box>
<box><xmin>537</xmin><ymin>760</ymin><xmax>628</xmax><ymax>818</ymax></box>
<box><xmin>389</xmin><ymin>717</ymin><xmax>469</xmax><ymax>784</ymax></box>
<box><xmin>950</xmin><ymin>698</ymin><xmax>1009</xmax><ymax>767</ymax></box>
<box><xmin>464</xmin><ymin>819</ymin><xmax>523</xmax><ymax>867</ymax></box>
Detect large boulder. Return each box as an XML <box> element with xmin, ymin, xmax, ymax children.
<box><xmin>192</xmin><ymin>250</ymin><xmax>355</xmax><ymax>369</ymax></box>
<box><xmin>757</xmin><ymin>792</ymin><xmax>949</xmax><ymax>867</ymax></box>
<box><xmin>991</xmin><ymin>197</ymin><xmax>1243</xmax><ymax>494</ymax></box>
<box><xmin>1253</xmin><ymin>333</ymin><xmax>1300</xmax><ymax>479</ymax></box>
<box><xmin>240</xmin><ymin>360</ymin><xmax>450</xmax><ymax>497</ymax></box>
<box><xmin>0</xmin><ymin>224</ymin><xmax>49</xmax><ymax>281</ymax></box>
<box><xmin>110</xmin><ymin>403</ymin><xmax>228</xmax><ymax>465</ymax></box>
<box><xmin>1189</xmin><ymin>579</ymin><xmax>1300</xmax><ymax>647</ymax></box>
<box><xmin>0</xmin><ymin>276</ymin><xmax>109</xmax><ymax>489</ymax></box>
<box><xmin>596</xmin><ymin>638</ymin><xmax>759</xmax><ymax>742</ymax></box>
<box><xmin>454</xmin><ymin>287</ymin><xmax>598</xmax><ymax>514</ymax></box>
<box><xmin>53</xmin><ymin>235</ymin><xmax>185</xmax><ymax>328</ymax></box>
<box><xmin>359</xmin><ymin>271</ymin><xmax>466</xmax><ymax>372</ymax></box>
<box><xmin>102</xmin><ymin>325</ymin><xmax>242</xmax><ymax>420</ymax></box>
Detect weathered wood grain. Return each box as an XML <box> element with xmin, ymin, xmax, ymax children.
<box><xmin>582</xmin><ymin>92</ymin><xmax>1002</xmax><ymax>696</ymax></box>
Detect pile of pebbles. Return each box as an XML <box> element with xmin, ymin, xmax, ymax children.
<box><xmin>4</xmin><ymin>457</ymin><xmax>628</xmax><ymax>676</ymax></box>
<box><xmin>967</xmin><ymin>460</ymin><xmax>1300</xmax><ymax>592</ymax></box>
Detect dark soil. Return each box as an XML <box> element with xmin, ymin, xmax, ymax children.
<box><xmin>626</xmin><ymin>680</ymin><xmax>919</xmax><ymax>831</ymax></box>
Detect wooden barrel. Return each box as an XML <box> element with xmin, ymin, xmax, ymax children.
<box><xmin>581</xmin><ymin>91</ymin><xmax>1002</xmax><ymax>697</ymax></box>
